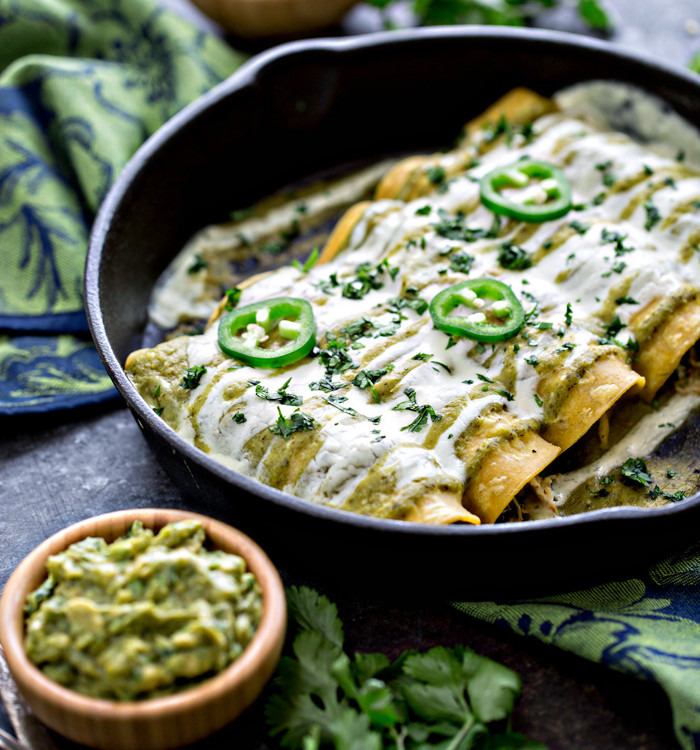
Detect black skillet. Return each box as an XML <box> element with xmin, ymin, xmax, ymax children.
<box><xmin>86</xmin><ymin>27</ymin><xmax>700</xmax><ymax>599</ymax></box>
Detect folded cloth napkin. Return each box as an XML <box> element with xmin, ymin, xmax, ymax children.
<box><xmin>0</xmin><ymin>0</ymin><xmax>244</xmax><ymax>414</ymax></box>
<box><xmin>455</xmin><ymin>540</ymin><xmax>700</xmax><ymax>749</ymax></box>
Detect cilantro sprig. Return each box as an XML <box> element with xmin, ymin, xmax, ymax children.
<box><xmin>266</xmin><ymin>587</ymin><xmax>545</xmax><ymax>750</ymax></box>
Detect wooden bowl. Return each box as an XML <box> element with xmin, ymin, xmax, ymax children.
<box><xmin>188</xmin><ymin>0</ymin><xmax>360</xmax><ymax>37</ymax></box>
<box><xmin>0</xmin><ymin>509</ymin><xmax>286</xmax><ymax>750</ymax></box>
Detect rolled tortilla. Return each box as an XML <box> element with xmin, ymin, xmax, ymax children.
<box><xmin>454</xmin><ymin>407</ymin><xmax>560</xmax><ymax>524</ymax></box>
<box><xmin>631</xmin><ymin>293</ymin><xmax>700</xmax><ymax>401</ymax></box>
<box><xmin>538</xmin><ymin>352</ymin><xmax>645</xmax><ymax>451</ymax></box>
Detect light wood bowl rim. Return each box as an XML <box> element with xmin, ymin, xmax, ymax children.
<box><xmin>0</xmin><ymin>508</ymin><xmax>286</xmax><ymax>723</ymax></box>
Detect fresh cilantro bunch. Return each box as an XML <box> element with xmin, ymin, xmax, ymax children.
<box><xmin>365</xmin><ymin>0</ymin><xmax>612</xmax><ymax>32</ymax></box>
<box><xmin>266</xmin><ymin>587</ymin><xmax>546</xmax><ymax>749</ymax></box>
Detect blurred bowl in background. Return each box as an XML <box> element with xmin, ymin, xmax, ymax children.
<box><xmin>188</xmin><ymin>0</ymin><xmax>360</xmax><ymax>37</ymax></box>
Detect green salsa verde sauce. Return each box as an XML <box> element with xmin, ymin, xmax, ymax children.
<box><xmin>24</xmin><ymin>520</ymin><xmax>263</xmax><ymax>701</ymax></box>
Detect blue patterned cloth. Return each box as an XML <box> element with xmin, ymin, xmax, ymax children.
<box><xmin>0</xmin><ymin>0</ymin><xmax>244</xmax><ymax>414</ymax></box>
<box><xmin>455</xmin><ymin>540</ymin><xmax>700</xmax><ymax>749</ymax></box>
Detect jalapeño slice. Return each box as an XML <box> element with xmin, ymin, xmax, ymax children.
<box><xmin>218</xmin><ymin>297</ymin><xmax>316</xmax><ymax>368</ymax></box>
<box><xmin>480</xmin><ymin>158</ymin><xmax>572</xmax><ymax>223</ymax></box>
<box><xmin>429</xmin><ymin>279</ymin><xmax>524</xmax><ymax>343</ymax></box>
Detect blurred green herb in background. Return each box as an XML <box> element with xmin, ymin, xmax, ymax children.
<box><xmin>365</xmin><ymin>0</ymin><xmax>613</xmax><ymax>31</ymax></box>
<box><xmin>690</xmin><ymin>50</ymin><xmax>700</xmax><ymax>74</ymax></box>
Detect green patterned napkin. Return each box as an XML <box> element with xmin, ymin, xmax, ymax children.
<box><xmin>455</xmin><ymin>541</ymin><xmax>700</xmax><ymax>749</ymax></box>
<box><xmin>0</xmin><ymin>0</ymin><xmax>244</xmax><ymax>414</ymax></box>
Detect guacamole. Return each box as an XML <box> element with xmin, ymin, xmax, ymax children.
<box><xmin>24</xmin><ymin>520</ymin><xmax>263</xmax><ymax>701</ymax></box>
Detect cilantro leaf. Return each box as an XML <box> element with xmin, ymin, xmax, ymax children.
<box><xmin>498</xmin><ymin>240</ymin><xmax>532</xmax><ymax>270</ymax></box>
<box><xmin>266</xmin><ymin>588</ymin><xmax>542</xmax><ymax>750</ymax></box>
<box><xmin>353</xmin><ymin>369</ymin><xmax>389</xmax><ymax>390</ymax></box>
<box><xmin>287</xmin><ymin>586</ymin><xmax>344</xmax><ymax>648</ymax></box>
<box><xmin>449</xmin><ymin>251</ymin><xmax>475</xmax><ymax>274</ymax></box>
<box><xmin>256</xmin><ymin>378</ymin><xmax>303</xmax><ymax>406</ymax></box>
<box><xmin>269</xmin><ymin>408</ymin><xmax>317</xmax><ymax>439</ymax></box>
<box><xmin>180</xmin><ymin>365</ymin><xmax>207</xmax><ymax>390</ymax></box>
<box><xmin>621</xmin><ymin>457</ymin><xmax>653</xmax><ymax>487</ymax></box>
<box><xmin>187</xmin><ymin>253</ymin><xmax>207</xmax><ymax>274</ymax></box>
<box><xmin>224</xmin><ymin>286</ymin><xmax>242</xmax><ymax>310</ymax></box>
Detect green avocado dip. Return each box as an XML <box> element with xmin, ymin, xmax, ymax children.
<box><xmin>23</xmin><ymin>519</ymin><xmax>263</xmax><ymax>701</ymax></box>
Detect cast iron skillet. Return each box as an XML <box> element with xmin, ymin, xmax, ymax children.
<box><xmin>86</xmin><ymin>27</ymin><xmax>700</xmax><ymax>598</ymax></box>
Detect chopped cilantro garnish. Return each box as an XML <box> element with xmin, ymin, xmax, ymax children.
<box><xmin>187</xmin><ymin>253</ymin><xmax>207</xmax><ymax>274</ymax></box>
<box><xmin>569</xmin><ymin>220</ymin><xmax>590</xmax><ymax>235</ymax></box>
<box><xmin>649</xmin><ymin>485</ymin><xmax>686</xmax><ymax>502</ymax></box>
<box><xmin>427</xmin><ymin>165</ymin><xmax>446</xmax><ymax>185</ymax></box>
<box><xmin>431</xmin><ymin>360</ymin><xmax>452</xmax><ymax>374</ymax></box>
<box><xmin>269</xmin><ymin>408</ymin><xmax>316</xmax><ymax>439</ymax></box>
<box><xmin>644</xmin><ymin>199</ymin><xmax>662</xmax><ymax>231</ymax></box>
<box><xmin>415</xmin><ymin>204</ymin><xmax>432</xmax><ymax>216</ymax></box>
<box><xmin>497</xmin><ymin>240</ymin><xmax>532</xmax><ymax>270</ymax></box>
<box><xmin>180</xmin><ymin>365</ymin><xmax>207</xmax><ymax>390</ymax></box>
<box><xmin>621</xmin><ymin>457</ymin><xmax>653</xmax><ymax>487</ymax></box>
<box><xmin>314</xmin><ymin>272</ymin><xmax>340</xmax><ymax>294</ymax></box>
<box><xmin>341</xmin><ymin>317</ymin><xmax>376</xmax><ymax>341</ymax></box>
<box><xmin>392</xmin><ymin>388</ymin><xmax>442</xmax><ymax>432</ymax></box>
<box><xmin>255</xmin><ymin>378</ymin><xmax>302</xmax><ymax>406</ymax></box>
<box><xmin>232</xmin><ymin>412</ymin><xmax>247</xmax><ymax>423</ymax></box>
<box><xmin>601</xmin><ymin>228</ymin><xmax>634</xmax><ymax>256</ymax></box>
<box><xmin>292</xmin><ymin>247</ymin><xmax>319</xmax><ymax>273</ymax></box>
<box><xmin>324</xmin><ymin>394</ymin><xmax>372</xmax><ymax>420</ymax></box>
<box><xmin>604</xmin><ymin>314</ymin><xmax>626</xmax><ymax>339</ymax></box>
<box><xmin>342</xmin><ymin>261</ymin><xmax>387</xmax><ymax>300</ymax></box>
<box><xmin>387</xmin><ymin>295</ymin><xmax>429</xmax><ymax>316</ymax></box>
<box><xmin>449</xmin><ymin>251</ymin><xmax>475</xmax><ymax>274</ymax></box>
<box><xmin>319</xmin><ymin>336</ymin><xmax>356</xmax><ymax>377</ymax></box>
<box><xmin>224</xmin><ymin>286</ymin><xmax>242</xmax><ymax>310</ymax></box>
<box><xmin>309</xmin><ymin>378</ymin><xmax>344</xmax><ymax>393</ymax></box>
<box><xmin>353</xmin><ymin>368</ymin><xmax>389</xmax><ymax>390</ymax></box>
<box><xmin>432</xmin><ymin>208</ymin><xmax>499</xmax><ymax>243</ymax></box>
